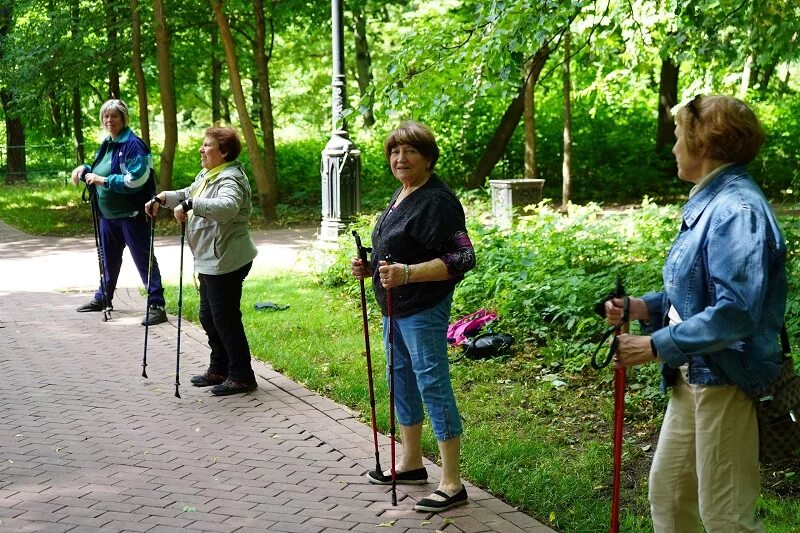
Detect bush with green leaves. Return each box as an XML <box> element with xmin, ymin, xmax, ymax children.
<box><xmin>322</xmin><ymin>199</ymin><xmax>800</xmax><ymax>376</ymax></box>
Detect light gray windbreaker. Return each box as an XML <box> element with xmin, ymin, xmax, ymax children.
<box><xmin>164</xmin><ymin>161</ymin><xmax>257</xmax><ymax>275</ymax></box>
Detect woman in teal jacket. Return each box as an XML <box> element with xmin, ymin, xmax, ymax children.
<box><xmin>146</xmin><ymin>127</ymin><xmax>258</xmax><ymax>396</ymax></box>
<box><xmin>71</xmin><ymin>99</ymin><xmax>167</xmax><ymax>326</ymax></box>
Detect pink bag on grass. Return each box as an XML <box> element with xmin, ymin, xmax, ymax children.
<box><xmin>447</xmin><ymin>309</ymin><xmax>497</xmax><ymax>345</ymax></box>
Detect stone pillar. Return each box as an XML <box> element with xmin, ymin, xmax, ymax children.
<box><xmin>319</xmin><ymin>0</ymin><xmax>360</xmax><ymax>242</ymax></box>
<box><xmin>489</xmin><ymin>178</ymin><xmax>545</xmax><ymax>229</ymax></box>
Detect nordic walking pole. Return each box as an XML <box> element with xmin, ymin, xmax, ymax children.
<box><xmin>609</xmin><ymin>276</ymin><xmax>628</xmax><ymax>533</ymax></box>
<box><xmin>589</xmin><ymin>275</ymin><xmax>628</xmax><ymax>533</ymax></box>
<box><xmin>84</xmin><ymin>183</ymin><xmax>112</xmax><ymax>322</ymax></box>
<box><xmin>142</xmin><ymin>202</ymin><xmax>157</xmax><ymax>378</ymax></box>
<box><xmin>174</xmin><ymin>221</ymin><xmax>186</xmax><ymax>399</ymax></box>
<box><xmin>384</xmin><ymin>255</ymin><xmax>398</xmax><ymax>506</ymax></box>
<box><xmin>352</xmin><ymin>231</ymin><xmax>382</xmax><ymax>477</ymax></box>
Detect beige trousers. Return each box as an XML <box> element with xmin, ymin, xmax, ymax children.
<box><xmin>648</xmin><ymin>374</ymin><xmax>763</xmax><ymax>533</ymax></box>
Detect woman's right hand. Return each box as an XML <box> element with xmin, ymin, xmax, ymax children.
<box><xmin>70</xmin><ymin>166</ymin><xmax>86</xmax><ymax>186</ymax></box>
<box><xmin>144</xmin><ymin>194</ymin><xmax>166</xmax><ymax>218</ymax></box>
<box><xmin>604</xmin><ymin>296</ymin><xmax>649</xmax><ymax>325</ymax></box>
<box><xmin>351</xmin><ymin>257</ymin><xmax>372</xmax><ymax>280</ymax></box>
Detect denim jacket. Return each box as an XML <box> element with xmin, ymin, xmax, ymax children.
<box><xmin>642</xmin><ymin>165</ymin><xmax>787</xmax><ymax>396</ymax></box>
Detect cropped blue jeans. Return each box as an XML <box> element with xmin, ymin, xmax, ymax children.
<box><xmin>382</xmin><ymin>292</ymin><xmax>462</xmax><ymax>442</ymax></box>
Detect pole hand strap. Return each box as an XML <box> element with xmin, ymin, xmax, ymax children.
<box><xmin>590</xmin><ymin>276</ymin><xmax>629</xmax><ymax>370</ymax></box>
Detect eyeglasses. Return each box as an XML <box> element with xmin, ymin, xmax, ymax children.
<box><xmin>686</xmin><ymin>95</ymin><xmax>702</xmax><ymax>121</ymax></box>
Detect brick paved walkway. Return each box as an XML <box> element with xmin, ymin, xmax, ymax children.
<box><xmin>0</xmin><ymin>220</ymin><xmax>553</xmax><ymax>533</ymax></box>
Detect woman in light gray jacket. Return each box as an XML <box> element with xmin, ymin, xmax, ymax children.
<box><xmin>146</xmin><ymin>127</ymin><xmax>258</xmax><ymax>396</ymax></box>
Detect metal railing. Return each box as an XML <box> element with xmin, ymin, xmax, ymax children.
<box><xmin>0</xmin><ymin>143</ymin><xmax>83</xmax><ymax>184</ymax></box>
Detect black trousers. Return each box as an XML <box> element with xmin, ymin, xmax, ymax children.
<box><xmin>199</xmin><ymin>262</ymin><xmax>255</xmax><ymax>383</ymax></box>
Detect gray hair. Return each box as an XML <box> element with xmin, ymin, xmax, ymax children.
<box><xmin>99</xmin><ymin>99</ymin><xmax>129</xmax><ymax>127</ymax></box>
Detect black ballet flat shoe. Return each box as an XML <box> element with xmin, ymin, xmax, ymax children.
<box><xmin>413</xmin><ymin>485</ymin><xmax>468</xmax><ymax>512</ymax></box>
<box><xmin>366</xmin><ymin>467</ymin><xmax>428</xmax><ymax>485</ymax></box>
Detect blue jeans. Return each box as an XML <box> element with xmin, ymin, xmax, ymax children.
<box><xmin>382</xmin><ymin>293</ymin><xmax>462</xmax><ymax>441</ymax></box>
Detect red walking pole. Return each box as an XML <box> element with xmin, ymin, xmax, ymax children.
<box><xmin>385</xmin><ymin>255</ymin><xmax>398</xmax><ymax>506</ymax></box>
<box><xmin>352</xmin><ymin>232</ymin><xmax>383</xmax><ymax>478</ymax></box>
<box><xmin>590</xmin><ymin>276</ymin><xmax>628</xmax><ymax>533</ymax></box>
<box><xmin>610</xmin><ymin>323</ymin><xmax>628</xmax><ymax>533</ymax></box>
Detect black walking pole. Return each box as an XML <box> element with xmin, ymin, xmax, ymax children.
<box><xmin>175</xmin><ymin>221</ymin><xmax>186</xmax><ymax>399</ymax></box>
<box><xmin>352</xmin><ymin>231</ymin><xmax>382</xmax><ymax>477</ymax></box>
<box><xmin>83</xmin><ymin>183</ymin><xmax>112</xmax><ymax>322</ymax></box>
<box><xmin>385</xmin><ymin>255</ymin><xmax>398</xmax><ymax>506</ymax></box>
<box><xmin>142</xmin><ymin>203</ymin><xmax>157</xmax><ymax>378</ymax></box>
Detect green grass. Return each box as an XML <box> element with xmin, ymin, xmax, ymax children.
<box><xmin>0</xmin><ymin>182</ymin><xmax>95</xmax><ymax>236</ymax></box>
<box><xmin>0</xmin><ymin>181</ymin><xmax>319</xmax><ymax>236</ymax></box>
<box><xmin>162</xmin><ymin>273</ymin><xmax>800</xmax><ymax>533</ymax></box>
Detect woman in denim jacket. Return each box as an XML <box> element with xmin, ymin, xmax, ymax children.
<box><xmin>604</xmin><ymin>95</ymin><xmax>786</xmax><ymax>532</ymax></box>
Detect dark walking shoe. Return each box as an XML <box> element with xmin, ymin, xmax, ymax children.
<box><xmin>414</xmin><ymin>485</ymin><xmax>468</xmax><ymax>513</ymax></box>
<box><xmin>141</xmin><ymin>305</ymin><xmax>168</xmax><ymax>326</ymax></box>
<box><xmin>190</xmin><ymin>372</ymin><xmax>226</xmax><ymax>387</ymax></box>
<box><xmin>77</xmin><ymin>298</ymin><xmax>112</xmax><ymax>313</ymax></box>
<box><xmin>367</xmin><ymin>467</ymin><xmax>428</xmax><ymax>485</ymax></box>
<box><xmin>210</xmin><ymin>379</ymin><xmax>258</xmax><ymax>396</ymax></box>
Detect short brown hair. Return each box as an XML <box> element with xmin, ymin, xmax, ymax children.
<box><xmin>205</xmin><ymin>127</ymin><xmax>242</xmax><ymax>162</ymax></box>
<box><xmin>384</xmin><ymin>121</ymin><xmax>440</xmax><ymax>170</ymax></box>
<box><xmin>674</xmin><ymin>95</ymin><xmax>765</xmax><ymax>165</ymax></box>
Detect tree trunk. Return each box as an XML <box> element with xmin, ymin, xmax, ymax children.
<box><xmin>222</xmin><ymin>95</ymin><xmax>231</xmax><ymax>124</ymax></box>
<box><xmin>72</xmin><ymin>86</ymin><xmax>85</xmax><ymax>163</ymax></box>
<box><xmin>130</xmin><ymin>0</ymin><xmax>150</xmax><ymax>147</ymax></box>
<box><xmin>740</xmin><ymin>53</ymin><xmax>753</xmax><ymax>99</ymax></box>
<box><xmin>48</xmin><ymin>89</ymin><xmax>63</xmax><ymax>138</ymax></box>
<box><xmin>211</xmin><ymin>31</ymin><xmax>222</xmax><ymax>124</ymax></box>
<box><xmin>253</xmin><ymin>0</ymin><xmax>279</xmax><ymax>214</ymax></box>
<box><xmin>760</xmin><ymin>61</ymin><xmax>777</xmax><ymax>93</ymax></box>
<box><xmin>251</xmin><ymin>77</ymin><xmax>261</xmax><ymax>124</ymax></box>
<box><xmin>0</xmin><ymin>5</ymin><xmax>26</xmax><ymax>183</ymax></box>
<box><xmin>105</xmin><ymin>0</ymin><xmax>120</xmax><ymax>98</ymax></box>
<box><xmin>655</xmin><ymin>58</ymin><xmax>679</xmax><ymax>153</ymax></box>
<box><xmin>353</xmin><ymin>3</ymin><xmax>374</xmax><ymax>127</ymax></box>
<box><xmin>522</xmin><ymin>59</ymin><xmax>537</xmax><ymax>179</ymax></box>
<box><xmin>1</xmin><ymin>90</ymin><xmax>27</xmax><ymax>184</ymax></box>
<box><xmin>153</xmin><ymin>0</ymin><xmax>177</xmax><ymax>190</ymax></box>
<box><xmin>561</xmin><ymin>30</ymin><xmax>572</xmax><ymax>210</ymax></box>
<box><xmin>469</xmin><ymin>45</ymin><xmax>549</xmax><ymax>189</ymax></box>
<box><xmin>70</xmin><ymin>0</ymin><xmax>84</xmax><ymax>163</ymax></box>
<box><xmin>212</xmin><ymin>0</ymin><xmax>277</xmax><ymax>221</ymax></box>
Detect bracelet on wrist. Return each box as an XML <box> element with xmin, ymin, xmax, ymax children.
<box><xmin>402</xmin><ymin>264</ymin><xmax>409</xmax><ymax>285</ymax></box>
<box><xmin>152</xmin><ymin>195</ymin><xmax>164</xmax><ymax>206</ymax></box>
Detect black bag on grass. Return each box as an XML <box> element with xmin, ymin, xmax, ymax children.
<box><xmin>455</xmin><ymin>332</ymin><xmax>514</xmax><ymax>362</ymax></box>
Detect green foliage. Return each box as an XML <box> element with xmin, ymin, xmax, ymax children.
<box><xmin>455</xmin><ymin>200</ymin><xmax>676</xmax><ymax>366</ymax></box>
